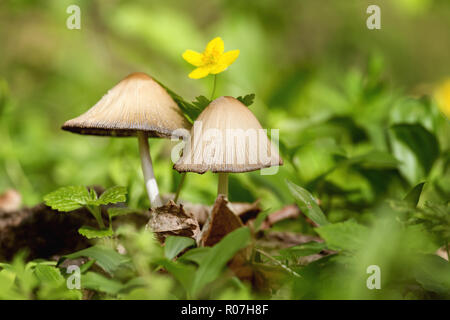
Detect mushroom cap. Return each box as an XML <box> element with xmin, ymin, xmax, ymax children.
<box><xmin>62</xmin><ymin>72</ymin><xmax>191</xmax><ymax>138</ymax></box>
<box><xmin>174</xmin><ymin>96</ymin><xmax>283</xmax><ymax>173</ymax></box>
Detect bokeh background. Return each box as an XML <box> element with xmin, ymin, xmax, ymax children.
<box><xmin>0</xmin><ymin>0</ymin><xmax>448</xmax><ymax>208</ymax></box>
<box><xmin>0</xmin><ymin>0</ymin><xmax>450</xmax><ymax>300</ymax></box>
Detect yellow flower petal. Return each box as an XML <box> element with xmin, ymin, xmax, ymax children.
<box><xmin>210</xmin><ymin>63</ymin><xmax>228</xmax><ymax>74</ymax></box>
<box><xmin>188</xmin><ymin>67</ymin><xmax>210</xmax><ymax>79</ymax></box>
<box><xmin>182</xmin><ymin>50</ymin><xmax>204</xmax><ymax>67</ymax></box>
<box><xmin>435</xmin><ymin>79</ymin><xmax>450</xmax><ymax>119</ymax></box>
<box><xmin>205</xmin><ymin>37</ymin><xmax>224</xmax><ymax>56</ymax></box>
<box><xmin>219</xmin><ymin>50</ymin><xmax>240</xmax><ymax>67</ymax></box>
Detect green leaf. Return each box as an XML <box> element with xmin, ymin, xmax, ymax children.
<box><xmin>315</xmin><ymin>220</ymin><xmax>368</xmax><ymax>252</ymax></box>
<box><xmin>346</xmin><ymin>150</ymin><xmax>400</xmax><ymax>169</ymax></box>
<box><xmin>190</xmin><ymin>227</ymin><xmax>251</xmax><ymax>297</ymax></box>
<box><xmin>390</xmin><ymin>124</ymin><xmax>439</xmax><ymax>184</ymax></box>
<box><xmin>43</xmin><ymin>186</ymin><xmax>91</xmax><ymax>212</ymax></box>
<box><xmin>158</xmin><ymin>259</ymin><xmax>196</xmax><ymax>293</ymax></box>
<box><xmin>96</xmin><ymin>186</ymin><xmax>127</xmax><ymax>205</ymax></box>
<box><xmin>164</xmin><ymin>236</ymin><xmax>196</xmax><ymax>260</ymax></box>
<box><xmin>192</xmin><ymin>95</ymin><xmax>211</xmax><ymax>111</ymax></box>
<box><xmin>59</xmin><ymin>246</ymin><xmax>130</xmax><ymax>276</ymax></box>
<box><xmin>286</xmin><ymin>180</ymin><xmax>329</xmax><ymax>226</ymax></box>
<box><xmin>81</xmin><ymin>272</ymin><xmax>123</xmax><ymax>295</ymax></box>
<box><xmin>404</xmin><ymin>182</ymin><xmax>426</xmax><ymax>207</ymax></box>
<box><xmin>178</xmin><ymin>247</ymin><xmax>212</xmax><ymax>265</ymax></box>
<box><xmin>78</xmin><ymin>226</ymin><xmax>114</xmax><ymax>239</ymax></box>
<box><xmin>34</xmin><ymin>264</ymin><xmax>64</xmax><ymax>284</ymax></box>
<box><xmin>237</xmin><ymin>93</ymin><xmax>255</xmax><ymax>107</ymax></box>
<box><xmin>278</xmin><ymin>241</ymin><xmax>327</xmax><ymax>258</ymax></box>
<box><xmin>414</xmin><ymin>254</ymin><xmax>450</xmax><ymax>295</ymax></box>
<box><xmin>155</xmin><ymin>79</ymin><xmax>201</xmax><ymax>122</ymax></box>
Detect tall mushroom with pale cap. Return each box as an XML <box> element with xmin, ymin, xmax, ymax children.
<box><xmin>62</xmin><ymin>72</ymin><xmax>191</xmax><ymax>208</ymax></box>
<box><xmin>174</xmin><ymin>96</ymin><xmax>282</xmax><ymax>197</ymax></box>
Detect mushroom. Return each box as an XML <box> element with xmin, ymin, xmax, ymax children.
<box><xmin>62</xmin><ymin>72</ymin><xmax>191</xmax><ymax>208</ymax></box>
<box><xmin>174</xmin><ymin>96</ymin><xmax>282</xmax><ymax>197</ymax></box>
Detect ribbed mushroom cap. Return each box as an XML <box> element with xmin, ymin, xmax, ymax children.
<box><xmin>62</xmin><ymin>72</ymin><xmax>191</xmax><ymax>138</ymax></box>
<box><xmin>174</xmin><ymin>96</ymin><xmax>283</xmax><ymax>173</ymax></box>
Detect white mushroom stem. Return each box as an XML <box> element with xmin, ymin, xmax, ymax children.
<box><xmin>138</xmin><ymin>132</ymin><xmax>163</xmax><ymax>208</ymax></box>
<box><xmin>217</xmin><ymin>173</ymin><xmax>229</xmax><ymax>198</ymax></box>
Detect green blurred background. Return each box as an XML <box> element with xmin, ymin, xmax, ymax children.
<box><xmin>0</xmin><ymin>0</ymin><xmax>449</xmax><ymax>209</ymax></box>
<box><xmin>1</xmin><ymin>0</ymin><xmax>450</xmax><ymax>300</ymax></box>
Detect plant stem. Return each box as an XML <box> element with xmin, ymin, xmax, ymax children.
<box><xmin>217</xmin><ymin>173</ymin><xmax>228</xmax><ymax>197</ymax></box>
<box><xmin>173</xmin><ymin>173</ymin><xmax>186</xmax><ymax>203</ymax></box>
<box><xmin>87</xmin><ymin>205</ymin><xmax>105</xmax><ymax>229</ymax></box>
<box><xmin>138</xmin><ymin>132</ymin><xmax>163</xmax><ymax>208</ymax></box>
<box><xmin>210</xmin><ymin>74</ymin><xmax>217</xmax><ymax>100</ymax></box>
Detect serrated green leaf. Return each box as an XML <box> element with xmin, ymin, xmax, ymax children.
<box><xmin>286</xmin><ymin>180</ymin><xmax>329</xmax><ymax>226</ymax></box>
<box><xmin>59</xmin><ymin>246</ymin><xmax>130</xmax><ymax>276</ymax></box>
<box><xmin>192</xmin><ymin>95</ymin><xmax>211</xmax><ymax>111</ymax></box>
<box><xmin>78</xmin><ymin>226</ymin><xmax>114</xmax><ymax>239</ymax></box>
<box><xmin>43</xmin><ymin>186</ymin><xmax>91</xmax><ymax>212</ymax></box>
<box><xmin>34</xmin><ymin>264</ymin><xmax>64</xmax><ymax>284</ymax></box>
<box><xmin>164</xmin><ymin>236</ymin><xmax>195</xmax><ymax>260</ymax></box>
<box><xmin>154</xmin><ymin>79</ymin><xmax>201</xmax><ymax>122</ymax></box>
<box><xmin>96</xmin><ymin>186</ymin><xmax>127</xmax><ymax>205</ymax></box>
<box><xmin>237</xmin><ymin>93</ymin><xmax>255</xmax><ymax>106</ymax></box>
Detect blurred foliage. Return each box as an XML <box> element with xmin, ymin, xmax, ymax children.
<box><xmin>0</xmin><ymin>0</ymin><xmax>449</xmax><ymax>300</ymax></box>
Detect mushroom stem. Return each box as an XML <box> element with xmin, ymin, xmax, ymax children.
<box><xmin>217</xmin><ymin>173</ymin><xmax>228</xmax><ymax>198</ymax></box>
<box><xmin>138</xmin><ymin>132</ymin><xmax>163</xmax><ymax>208</ymax></box>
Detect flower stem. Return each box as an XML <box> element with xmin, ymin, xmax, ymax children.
<box><xmin>173</xmin><ymin>173</ymin><xmax>186</xmax><ymax>203</ymax></box>
<box><xmin>210</xmin><ymin>74</ymin><xmax>217</xmax><ymax>100</ymax></box>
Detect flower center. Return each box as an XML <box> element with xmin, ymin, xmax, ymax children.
<box><xmin>203</xmin><ymin>50</ymin><xmax>220</xmax><ymax>66</ymax></box>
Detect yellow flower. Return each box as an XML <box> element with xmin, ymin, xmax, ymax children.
<box><xmin>182</xmin><ymin>37</ymin><xmax>240</xmax><ymax>79</ymax></box>
<box><xmin>434</xmin><ymin>79</ymin><xmax>450</xmax><ymax>119</ymax></box>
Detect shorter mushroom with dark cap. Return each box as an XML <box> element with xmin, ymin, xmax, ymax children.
<box><xmin>62</xmin><ymin>72</ymin><xmax>191</xmax><ymax>208</ymax></box>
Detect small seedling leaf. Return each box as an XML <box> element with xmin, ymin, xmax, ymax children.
<box><xmin>237</xmin><ymin>93</ymin><xmax>255</xmax><ymax>106</ymax></box>
<box><xmin>96</xmin><ymin>186</ymin><xmax>127</xmax><ymax>205</ymax></box>
<box><xmin>44</xmin><ymin>186</ymin><xmax>92</xmax><ymax>212</ymax></box>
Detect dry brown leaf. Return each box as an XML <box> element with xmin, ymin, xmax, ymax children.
<box><xmin>147</xmin><ymin>200</ymin><xmax>200</xmax><ymax>243</ymax></box>
<box><xmin>200</xmin><ymin>195</ymin><xmax>244</xmax><ymax>247</ymax></box>
<box><xmin>183</xmin><ymin>199</ymin><xmax>261</xmax><ymax>227</ymax></box>
<box><xmin>260</xmin><ymin>204</ymin><xmax>300</xmax><ymax>230</ymax></box>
